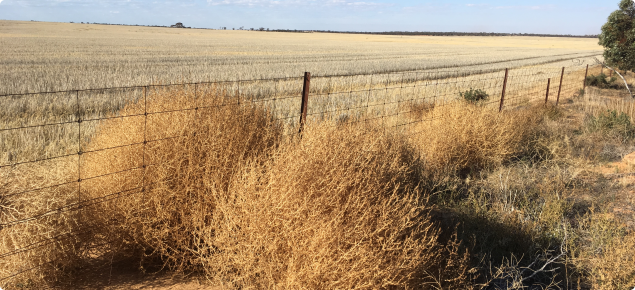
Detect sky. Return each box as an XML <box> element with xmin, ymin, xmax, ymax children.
<box><xmin>0</xmin><ymin>0</ymin><xmax>618</xmax><ymax>35</ymax></box>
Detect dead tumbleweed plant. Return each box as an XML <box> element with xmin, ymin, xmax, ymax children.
<box><xmin>0</xmin><ymin>86</ymin><xmax>477</xmax><ymax>289</ymax></box>
<box><xmin>197</xmin><ymin>123</ymin><xmax>442</xmax><ymax>289</ymax></box>
<box><xmin>409</xmin><ymin>101</ymin><xmax>542</xmax><ymax>176</ymax></box>
<box><xmin>85</xmin><ymin>92</ymin><xmax>471</xmax><ymax>288</ymax></box>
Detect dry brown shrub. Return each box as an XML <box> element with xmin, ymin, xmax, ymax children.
<box><xmin>2</xmin><ymin>87</ymin><xmax>476</xmax><ymax>289</ymax></box>
<box><xmin>196</xmin><ymin>123</ymin><xmax>452</xmax><ymax>289</ymax></box>
<box><xmin>0</xmin><ymin>85</ymin><xmax>282</xmax><ymax>288</ymax></box>
<box><xmin>81</xmin><ymin>85</ymin><xmax>284</xmax><ymax>272</ymax></box>
<box><xmin>0</xmin><ymin>159</ymin><xmax>85</xmax><ymax>289</ymax></box>
<box><xmin>409</xmin><ymin>101</ymin><xmax>542</xmax><ymax>176</ymax></box>
<box><xmin>88</xmin><ymin>111</ymin><xmax>471</xmax><ymax>288</ymax></box>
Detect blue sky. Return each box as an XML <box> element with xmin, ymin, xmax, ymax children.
<box><xmin>0</xmin><ymin>0</ymin><xmax>617</xmax><ymax>35</ymax></box>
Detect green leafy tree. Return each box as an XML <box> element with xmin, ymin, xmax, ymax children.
<box><xmin>599</xmin><ymin>0</ymin><xmax>635</xmax><ymax>72</ymax></box>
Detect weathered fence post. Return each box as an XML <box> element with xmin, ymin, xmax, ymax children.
<box><xmin>556</xmin><ymin>67</ymin><xmax>564</xmax><ymax>106</ymax></box>
<box><xmin>545</xmin><ymin>78</ymin><xmax>551</xmax><ymax>104</ymax></box>
<box><xmin>499</xmin><ymin>68</ymin><xmax>509</xmax><ymax>112</ymax></box>
<box><xmin>498</xmin><ymin>69</ymin><xmax>509</xmax><ymax>112</ymax></box>
<box><xmin>601</xmin><ymin>61</ymin><xmax>604</xmax><ymax>74</ymax></box>
<box><xmin>298</xmin><ymin>72</ymin><xmax>311</xmax><ymax>134</ymax></box>
<box><xmin>582</xmin><ymin>64</ymin><xmax>589</xmax><ymax>90</ymax></box>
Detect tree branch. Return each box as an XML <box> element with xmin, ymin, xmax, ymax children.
<box><xmin>594</xmin><ymin>57</ymin><xmax>634</xmax><ymax>98</ymax></box>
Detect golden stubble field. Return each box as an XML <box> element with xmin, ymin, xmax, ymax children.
<box><xmin>0</xmin><ymin>19</ymin><xmax>604</xmax><ymax>169</ymax></box>
<box><xmin>0</xmin><ymin>20</ymin><xmax>603</xmax><ymax>94</ymax></box>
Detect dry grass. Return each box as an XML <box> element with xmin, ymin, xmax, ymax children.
<box><xmin>408</xmin><ymin>101</ymin><xmax>542</xmax><ymax>176</ymax></box>
<box><xmin>573</xmin><ymin>214</ymin><xmax>635</xmax><ymax>290</ymax></box>
<box><xmin>401</xmin><ymin>91</ymin><xmax>635</xmax><ymax>289</ymax></box>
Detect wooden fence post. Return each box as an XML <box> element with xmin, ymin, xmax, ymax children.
<box><xmin>601</xmin><ymin>61</ymin><xmax>604</xmax><ymax>74</ymax></box>
<box><xmin>545</xmin><ymin>78</ymin><xmax>551</xmax><ymax>104</ymax></box>
<box><xmin>556</xmin><ymin>67</ymin><xmax>564</xmax><ymax>106</ymax></box>
<box><xmin>499</xmin><ymin>68</ymin><xmax>508</xmax><ymax>112</ymax></box>
<box><xmin>298</xmin><ymin>72</ymin><xmax>311</xmax><ymax>134</ymax></box>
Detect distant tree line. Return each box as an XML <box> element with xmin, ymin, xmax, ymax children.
<box><xmin>64</xmin><ymin>21</ymin><xmax>598</xmax><ymax>38</ymax></box>
<box><xmin>269</xmin><ymin>29</ymin><xmax>599</xmax><ymax>38</ymax></box>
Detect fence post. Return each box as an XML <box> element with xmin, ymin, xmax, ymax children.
<box><xmin>556</xmin><ymin>67</ymin><xmax>564</xmax><ymax>106</ymax></box>
<box><xmin>76</xmin><ymin>90</ymin><xmax>82</xmax><ymax>226</ymax></box>
<box><xmin>582</xmin><ymin>64</ymin><xmax>589</xmax><ymax>90</ymax></box>
<box><xmin>237</xmin><ymin>81</ymin><xmax>241</xmax><ymax>105</ymax></box>
<box><xmin>298</xmin><ymin>72</ymin><xmax>311</xmax><ymax>134</ymax></box>
<box><xmin>499</xmin><ymin>68</ymin><xmax>509</xmax><ymax>112</ymax></box>
<box><xmin>545</xmin><ymin>78</ymin><xmax>551</xmax><ymax>104</ymax></box>
<box><xmin>601</xmin><ymin>61</ymin><xmax>604</xmax><ymax>74</ymax></box>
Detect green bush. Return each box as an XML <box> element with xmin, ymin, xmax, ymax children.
<box><xmin>586</xmin><ymin>73</ymin><xmax>619</xmax><ymax>89</ymax></box>
<box><xmin>459</xmin><ymin>88</ymin><xmax>489</xmax><ymax>103</ymax></box>
<box><xmin>587</xmin><ymin>109</ymin><xmax>634</xmax><ymax>139</ymax></box>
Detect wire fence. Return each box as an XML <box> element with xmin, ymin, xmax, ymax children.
<box><xmin>0</xmin><ymin>63</ymin><xmax>600</xmax><ymax>286</ymax></box>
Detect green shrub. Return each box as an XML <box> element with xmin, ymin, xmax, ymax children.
<box><xmin>459</xmin><ymin>88</ymin><xmax>489</xmax><ymax>103</ymax></box>
<box><xmin>587</xmin><ymin>109</ymin><xmax>634</xmax><ymax>139</ymax></box>
<box><xmin>586</xmin><ymin>73</ymin><xmax>619</xmax><ymax>89</ymax></box>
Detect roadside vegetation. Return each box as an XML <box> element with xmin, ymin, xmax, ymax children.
<box><xmin>585</xmin><ymin>72</ymin><xmax>633</xmax><ymax>90</ymax></box>
<box><xmin>2</xmin><ymin>67</ymin><xmax>635</xmax><ymax>289</ymax></box>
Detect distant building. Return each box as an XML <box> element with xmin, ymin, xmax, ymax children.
<box><xmin>171</xmin><ymin>22</ymin><xmax>185</xmax><ymax>28</ymax></box>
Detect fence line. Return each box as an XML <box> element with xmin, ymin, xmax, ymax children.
<box><xmin>0</xmin><ymin>63</ymin><xmax>599</xmax><ymax>285</ymax></box>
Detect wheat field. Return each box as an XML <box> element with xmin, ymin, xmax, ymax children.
<box><xmin>0</xmin><ymin>20</ymin><xmax>603</xmax><ymax>169</ymax></box>
<box><xmin>0</xmin><ymin>20</ymin><xmax>602</xmax><ymax>94</ymax></box>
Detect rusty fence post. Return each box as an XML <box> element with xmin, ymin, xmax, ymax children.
<box><xmin>556</xmin><ymin>67</ymin><xmax>564</xmax><ymax>106</ymax></box>
<box><xmin>582</xmin><ymin>64</ymin><xmax>589</xmax><ymax>90</ymax></box>
<box><xmin>545</xmin><ymin>78</ymin><xmax>551</xmax><ymax>104</ymax></box>
<box><xmin>298</xmin><ymin>72</ymin><xmax>311</xmax><ymax>134</ymax></box>
<box><xmin>499</xmin><ymin>68</ymin><xmax>509</xmax><ymax>112</ymax></box>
